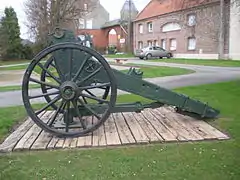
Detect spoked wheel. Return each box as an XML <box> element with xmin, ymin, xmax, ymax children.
<box><xmin>22</xmin><ymin>43</ymin><xmax>117</xmax><ymax>137</ymax></box>
<box><xmin>40</xmin><ymin>56</ymin><xmax>110</xmax><ymax>111</ymax></box>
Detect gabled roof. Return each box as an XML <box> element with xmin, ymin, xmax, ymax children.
<box><xmin>134</xmin><ymin>0</ymin><xmax>218</xmax><ymax>22</ymax></box>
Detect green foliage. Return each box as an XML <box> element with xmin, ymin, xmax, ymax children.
<box><xmin>0</xmin><ymin>7</ymin><xmax>23</xmax><ymax>60</ymax></box>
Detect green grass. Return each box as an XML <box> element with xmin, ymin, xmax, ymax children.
<box><xmin>0</xmin><ymin>84</ymin><xmax>41</xmax><ymax>92</ymax></box>
<box><xmin>150</xmin><ymin>58</ymin><xmax>240</xmax><ymax>67</ymax></box>
<box><xmin>0</xmin><ymin>59</ymin><xmax>31</xmax><ymax>66</ymax></box>
<box><xmin>0</xmin><ymin>64</ymin><xmax>29</xmax><ymax>71</ymax></box>
<box><xmin>105</xmin><ymin>53</ymin><xmax>135</xmax><ymax>58</ymax></box>
<box><xmin>0</xmin><ymin>80</ymin><xmax>240</xmax><ymax>179</ymax></box>
<box><xmin>121</xmin><ymin>65</ymin><xmax>194</xmax><ymax>78</ymax></box>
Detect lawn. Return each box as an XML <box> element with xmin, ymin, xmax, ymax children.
<box><xmin>0</xmin><ymin>59</ymin><xmax>31</xmax><ymax>66</ymax></box>
<box><xmin>150</xmin><ymin>58</ymin><xmax>240</xmax><ymax>67</ymax></box>
<box><xmin>0</xmin><ymin>80</ymin><xmax>240</xmax><ymax>180</ymax></box>
<box><xmin>0</xmin><ymin>84</ymin><xmax>41</xmax><ymax>92</ymax></box>
<box><xmin>104</xmin><ymin>53</ymin><xmax>135</xmax><ymax>58</ymax></box>
<box><xmin>121</xmin><ymin>65</ymin><xmax>194</xmax><ymax>78</ymax></box>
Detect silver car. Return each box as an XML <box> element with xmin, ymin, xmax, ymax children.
<box><xmin>135</xmin><ymin>46</ymin><xmax>173</xmax><ymax>60</ymax></box>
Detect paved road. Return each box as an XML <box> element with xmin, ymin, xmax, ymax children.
<box><xmin>0</xmin><ymin>59</ymin><xmax>240</xmax><ymax>107</ymax></box>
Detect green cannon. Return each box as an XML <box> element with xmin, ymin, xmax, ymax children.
<box><xmin>22</xmin><ymin>28</ymin><xmax>220</xmax><ymax>138</ymax></box>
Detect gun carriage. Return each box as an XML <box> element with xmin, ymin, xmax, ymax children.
<box><xmin>22</xmin><ymin>28</ymin><xmax>220</xmax><ymax>138</ymax></box>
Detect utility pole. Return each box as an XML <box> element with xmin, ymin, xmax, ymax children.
<box><xmin>127</xmin><ymin>0</ymin><xmax>132</xmax><ymax>53</ymax></box>
<box><xmin>218</xmin><ymin>0</ymin><xmax>225</xmax><ymax>59</ymax></box>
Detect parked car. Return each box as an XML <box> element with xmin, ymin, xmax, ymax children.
<box><xmin>135</xmin><ymin>46</ymin><xmax>173</xmax><ymax>60</ymax></box>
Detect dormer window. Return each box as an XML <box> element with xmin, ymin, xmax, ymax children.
<box><xmin>187</xmin><ymin>14</ymin><xmax>196</xmax><ymax>26</ymax></box>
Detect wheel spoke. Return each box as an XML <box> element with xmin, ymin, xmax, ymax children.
<box><xmin>65</xmin><ymin>101</ymin><xmax>71</xmax><ymax>132</ymax></box>
<box><xmin>81</xmin><ymin>93</ymin><xmax>109</xmax><ymax>104</ymax></box>
<box><xmin>29</xmin><ymin>78</ymin><xmax>59</xmax><ymax>89</ymax></box>
<box><xmin>77</xmin><ymin>66</ymin><xmax>102</xmax><ymax>86</ymax></box>
<box><xmin>82</xmin><ymin>96</ymin><xmax>88</xmax><ymax>104</ymax></box>
<box><xmin>35</xmin><ymin>95</ymin><xmax>61</xmax><ymax>115</ymax></box>
<box><xmin>72</xmin><ymin>99</ymin><xmax>87</xmax><ymax>129</ymax></box>
<box><xmin>77</xmin><ymin>98</ymin><xmax>101</xmax><ymax>120</ymax></box>
<box><xmin>72</xmin><ymin>53</ymin><xmax>92</xmax><ymax>81</ymax></box>
<box><xmin>85</xmin><ymin>89</ymin><xmax>96</xmax><ymax>97</ymax></box>
<box><xmin>29</xmin><ymin>91</ymin><xmax>60</xmax><ymax>99</ymax></box>
<box><xmin>48</xmin><ymin>100</ymin><xmax>67</xmax><ymax>127</ymax></box>
<box><xmin>69</xmin><ymin>49</ymin><xmax>73</xmax><ymax>80</ymax></box>
<box><xmin>37</xmin><ymin>62</ymin><xmax>61</xmax><ymax>84</ymax></box>
<box><xmin>52</xmin><ymin>56</ymin><xmax>65</xmax><ymax>81</ymax></box>
<box><xmin>80</xmin><ymin>82</ymin><xmax>111</xmax><ymax>90</ymax></box>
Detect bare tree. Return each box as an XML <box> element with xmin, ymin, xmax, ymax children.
<box><xmin>24</xmin><ymin>0</ymin><xmax>97</xmax><ymax>44</ymax></box>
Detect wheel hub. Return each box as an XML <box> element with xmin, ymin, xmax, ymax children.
<box><xmin>60</xmin><ymin>81</ymin><xmax>79</xmax><ymax>100</ymax></box>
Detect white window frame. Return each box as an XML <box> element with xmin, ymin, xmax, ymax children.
<box><xmin>161</xmin><ymin>39</ymin><xmax>166</xmax><ymax>50</ymax></box>
<box><xmin>154</xmin><ymin>40</ymin><xmax>159</xmax><ymax>46</ymax></box>
<box><xmin>147</xmin><ymin>40</ymin><xmax>152</xmax><ymax>47</ymax></box>
<box><xmin>188</xmin><ymin>14</ymin><xmax>196</xmax><ymax>26</ymax></box>
<box><xmin>139</xmin><ymin>24</ymin><xmax>143</xmax><ymax>33</ymax></box>
<box><xmin>138</xmin><ymin>41</ymin><xmax>143</xmax><ymax>49</ymax></box>
<box><xmin>170</xmin><ymin>38</ymin><xmax>177</xmax><ymax>51</ymax></box>
<box><xmin>79</xmin><ymin>18</ymin><xmax>85</xmax><ymax>29</ymax></box>
<box><xmin>147</xmin><ymin>22</ymin><xmax>153</xmax><ymax>32</ymax></box>
<box><xmin>188</xmin><ymin>37</ymin><xmax>196</xmax><ymax>50</ymax></box>
<box><xmin>162</xmin><ymin>22</ymin><xmax>181</xmax><ymax>32</ymax></box>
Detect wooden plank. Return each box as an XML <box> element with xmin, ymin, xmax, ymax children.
<box><xmin>47</xmin><ymin>136</ymin><xmax>59</xmax><ymax>149</ymax></box>
<box><xmin>92</xmin><ymin>116</ymin><xmax>99</xmax><ymax>147</ymax></box>
<box><xmin>182</xmin><ymin>113</ymin><xmax>229</xmax><ymax>140</ymax></box>
<box><xmin>123</xmin><ymin>112</ymin><xmax>149</xmax><ymax>143</ymax></box>
<box><xmin>0</xmin><ymin>111</ymin><xmax>46</xmax><ymax>152</ymax></box>
<box><xmin>77</xmin><ymin>116</ymin><xmax>92</xmax><ymax>147</ymax></box>
<box><xmin>113</xmin><ymin>113</ymin><xmax>136</xmax><ymax>145</ymax></box>
<box><xmin>31</xmin><ymin>111</ymin><xmax>55</xmax><ymax>150</ymax></box>
<box><xmin>163</xmin><ymin>107</ymin><xmax>219</xmax><ymax>140</ymax></box>
<box><xmin>141</xmin><ymin>109</ymin><xmax>177</xmax><ymax>141</ymax></box>
<box><xmin>153</xmin><ymin>108</ymin><xmax>201</xmax><ymax>141</ymax></box>
<box><xmin>104</xmin><ymin>114</ymin><xmax>121</xmax><ymax>146</ymax></box>
<box><xmin>146</xmin><ymin>109</ymin><xmax>187</xmax><ymax>141</ymax></box>
<box><xmin>55</xmin><ymin>138</ymin><xmax>65</xmax><ymax>148</ymax></box>
<box><xmin>132</xmin><ymin>112</ymin><xmax>164</xmax><ymax>142</ymax></box>
<box><xmin>156</xmin><ymin>107</ymin><xmax>204</xmax><ymax>141</ymax></box>
<box><xmin>98</xmin><ymin>118</ymin><xmax>107</xmax><ymax>147</ymax></box>
<box><xmin>13</xmin><ymin>111</ymin><xmax>50</xmax><ymax>151</ymax></box>
<box><xmin>0</xmin><ymin>117</ymin><xmax>34</xmax><ymax>152</ymax></box>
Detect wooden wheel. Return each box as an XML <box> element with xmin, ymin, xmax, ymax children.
<box><xmin>22</xmin><ymin>43</ymin><xmax>117</xmax><ymax>137</ymax></box>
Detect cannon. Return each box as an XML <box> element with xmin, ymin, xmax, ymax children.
<box><xmin>22</xmin><ymin>28</ymin><xmax>220</xmax><ymax>138</ymax></box>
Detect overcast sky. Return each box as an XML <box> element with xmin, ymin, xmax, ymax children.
<box><xmin>0</xmin><ymin>0</ymin><xmax>150</xmax><ymax>39</ymax></box>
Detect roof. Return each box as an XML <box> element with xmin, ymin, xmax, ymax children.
<box><xmin>101</xmin><ymin>19</ymin><xmax>121</xmax><ymax>28</ymax></box>
<box><xmin>134</xmin><ymin>0</ymin><xmax>218</xmax><ymax>22</ymax></box>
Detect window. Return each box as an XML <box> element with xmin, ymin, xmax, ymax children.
<box><xmin>154</xmin><ymin>40</ymin><xmax>159</xmax><ymax>46</ymax></box>
<box><xmin>147</xmin><ymin>40</ymin><xmax>153</xmax><ymax>47</ymax></box>
<box><xmin>161</xmin><ymin>39</ymin><xmax>166</xmax><ymax>50</ymax></box>
<box><xmin>84</xmin><ymin>3</ymin><xmax>88</xmax><ymax>11</ymax></box>
<box><xmin>147</xmin><ymin>22</ymin><xmax>153</xmax><ymax>32</ymax></box>
<box><xmin>86</xmin><ymin>19</ymin><xmax>92</xmax><ymax>29</ymax></box>
<box><xmin>170</xmin><ymin>39</ymin><xmax>177</xmax><ymax>51</ymax></box>
<box><xmin>162</xmin><ymin>22</ymin><xmax>181</xmax><ymax>32</ymax></box>
<box><xmin>138</xmin><ymin>24</ymin><xmax>143</xmax><ymax>33</ymax></box>
<box><xmin>79</xmin><ymin>18</ymin><xmax>85</xmax><ymax>28</ymax></box>
<box><xmin>188</xmin><ymin>37</ymin><xmax>196</xmax><ymax>50</ymax></box>
<box><xmin>138</xmin><ymin>41</ymin><xmax>143</xmax><ymax>49</ymax></box>
<box><xmin>188</xmin><ymin>14</ymin><xmax>196</xmax><ymax>26</ymax></box>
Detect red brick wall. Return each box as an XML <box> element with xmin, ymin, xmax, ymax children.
<box><xmin>133</xmin><ymin>1</ymin><xmax>230</xmax><ymax>56</ymax></box>
<box><xmin>77</xmin><ymin>29</ymin><xmax>108</xmax><ymax>52</ymax></box>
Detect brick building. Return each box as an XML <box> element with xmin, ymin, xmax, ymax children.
<box><xmin>133</xmin><ymin>0</ymin><xmax>231</xmax><ymax>59</ymax></box>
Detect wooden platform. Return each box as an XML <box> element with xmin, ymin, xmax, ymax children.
<box><xmin>0</xmin><ymin>106</ymin><xmax>229</xmax><ymax>153</ymax></box>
